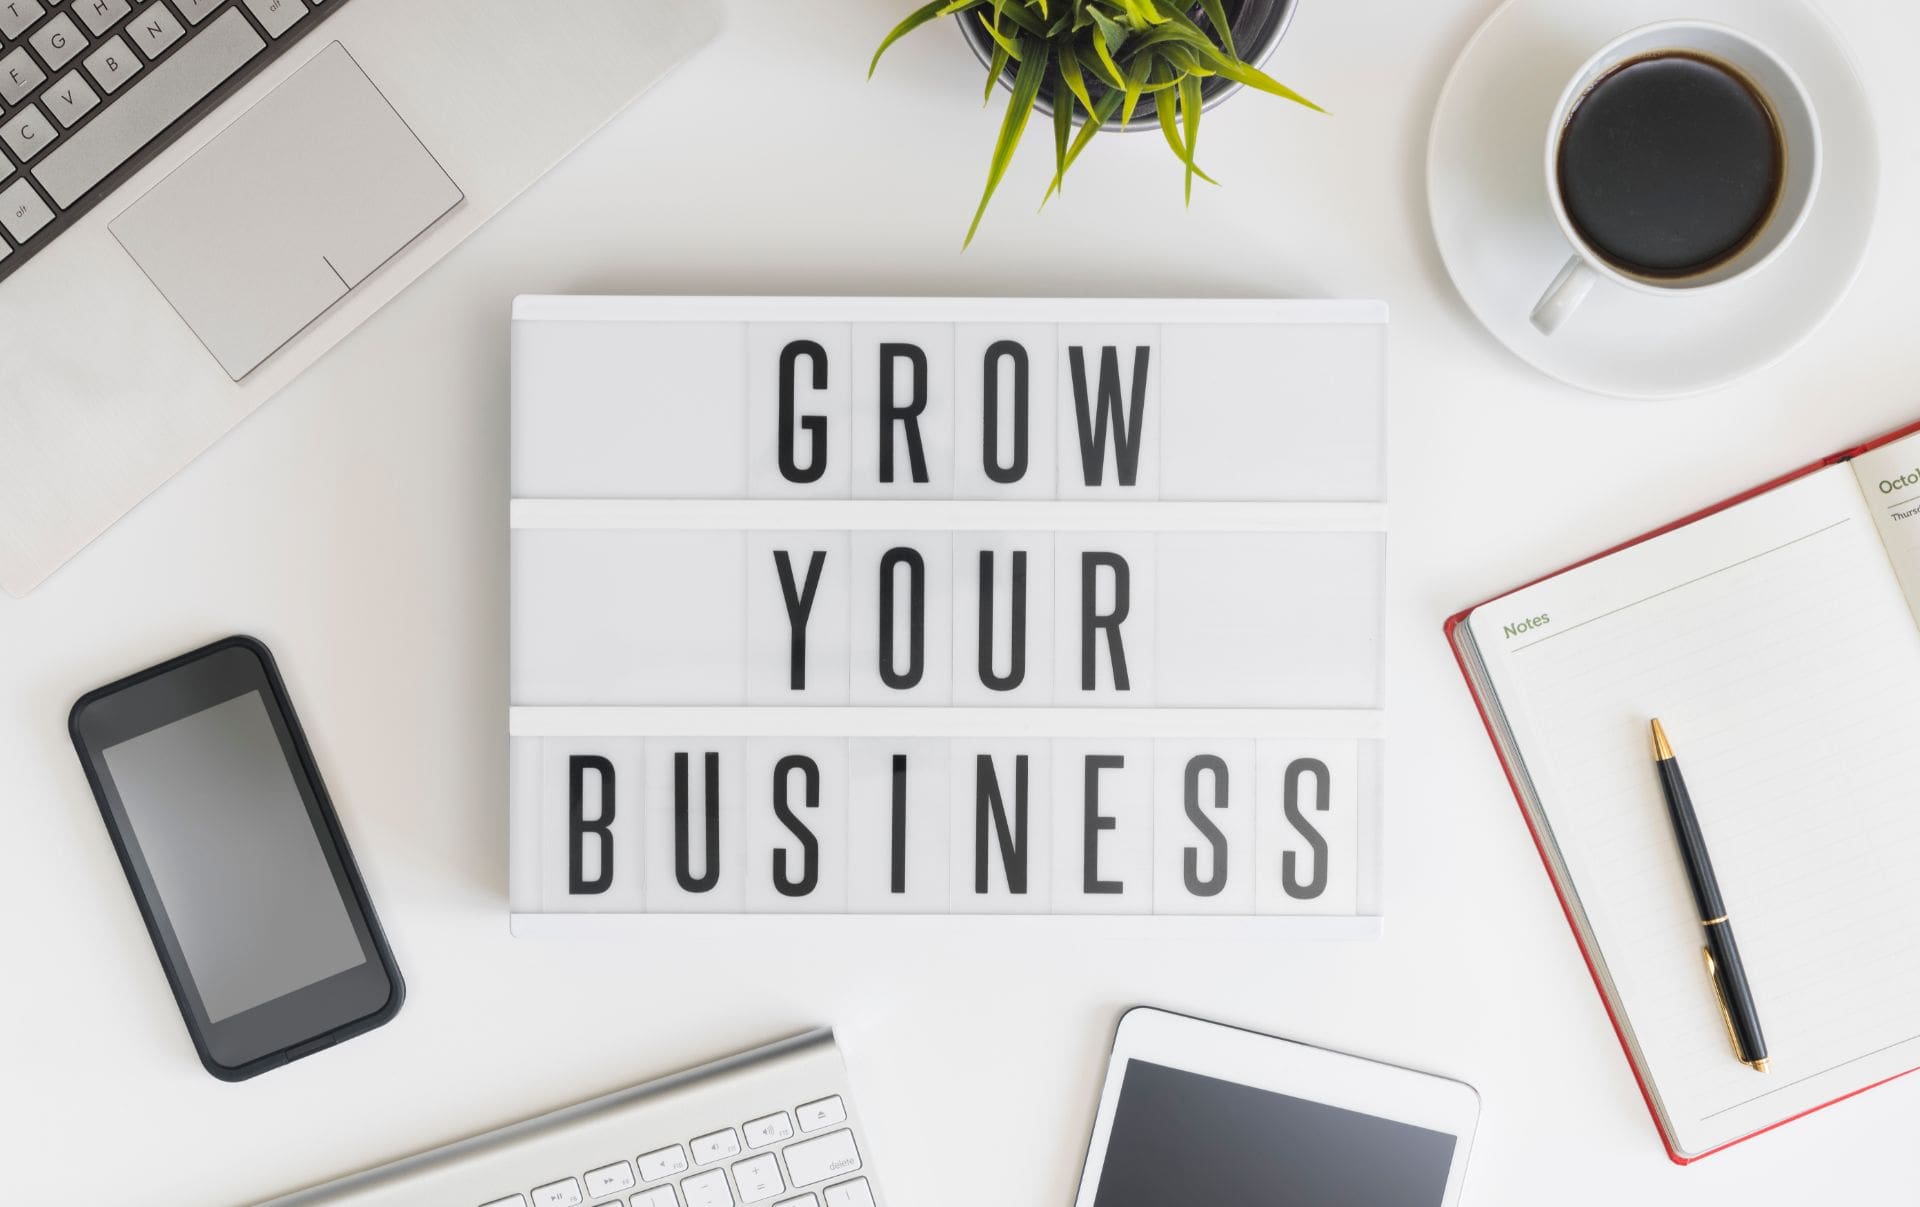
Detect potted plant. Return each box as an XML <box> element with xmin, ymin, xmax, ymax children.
<box><xmin>871</xmin><ymin>0</ymin><xmax>1320</xmax><ymax>245</ymax></box>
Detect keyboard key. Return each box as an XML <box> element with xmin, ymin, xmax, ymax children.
<box><xmin>691</xmin><ymin>1128</ymin><xmax>742</xmax><ymax>1166</ymax></box>
<box><xmin>633</xmin><ymin>1188</ymin><xmax>681</xmax><ymax>1207</ymax></box>
<box><xmin>0</xmin><ymin>176</ymin><xmax>52</xmax><ymax>242</ymax></box>
<box><xmin>584</xmin><ymin>1160</ymin><xmax>636</xmax><ymax>1198</ymax></box>
<box><xmin>481</xmin><ymin>1198</ymin><xmax>531</xmax><ymax>1207</ymax></box>
<box><xmin>744</xmin><ymin>1112</ymin><xmax>795</xmax><ymax>1149</ymax></box>
<box><xmin>0</xmin><ymin>0</ymin><xmax>45</xmax><ymax>41</ymax></box>
<box><xmin>241</xmin><ymin>0</ymin><xmax>305</xmax><ymax>37</ymax></box>
<box><xmin>774</xmin><ymin>1198</ymin><xmax>820</xmax><ymax>1207</ymax></box>
<box><xmin>175</xmin><ymin>0</ymin><xmax>221</xmax><ymax>23</ymax></box>
<box><xmin>781</xmin><ymin>1131</ymin><xmax>861</xmax><ymax>1188</ymax></box>
<box><xmin>83</xmin><ymin>36</ymin><xmax>142</xmax><ymax>94</ymax></box>
<box><xmin>2</xmin><ymin>104</ymin><xmax>56</xmax><ymax>163</ymax></box>
<box><xmin>40</xmin><ymin>10</ymin><xmax>262</xmax><ymax>207</ymax></box>
<box><xmin>128</xmin><ymin>2</ymin><xmax>186</xmax><ymax>59</ymax></box>
<box><xmin>531</xmin><ymin>1178</ymin><xmax>585</xmax><ymax>1207</ymax></box>
<box><xmin>795</xmin><ymin>1098</ymin><xmax>846</xmax><ymax>1134</ymax></box>
<box><xmin>823</xmin><ymin>1180</ymin><xmax>875</xmax><ymax>1207</ymax></box>
<box><xmin>2</xmin><ymin>45</ymin><xmax>47</xmax><ymax>106</ymax></box>
<box><xmin>732</xmin><ymin>1154</ymin><xmax>785</xmax><ymax>1203</ymax></box>
<box><xmin>682</xmin><ymin>1170</ymin><xmax>735</xmax><ymax>1207</ymax></box>
<box><xmin>74</xmin><ymin>0</ymin><xmax>131</xmax><ymax>36</ymax></box>
<box><xmin>43</xmin><ymin>70</ymin><xmax>102</xmax><ymax>127</ymax></box>
<box><xmin>29</xmin><ymin>14</ymin><xmax>88</xmax><ymax>73</ymax></box>
<box><xmin>637</xmin><ymin>1144</ymin><xmax>689</xmax><ymax>1182</ymax></box>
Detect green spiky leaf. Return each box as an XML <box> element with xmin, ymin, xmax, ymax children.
<box><xmin>966</xmin><ymin>43</ymin><xmax>1048</xmax><ymax>247</ymax></box>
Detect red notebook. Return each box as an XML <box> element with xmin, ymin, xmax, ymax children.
<box><xmin>1448</xmin><ymin>417</ymin><xmax>1920</xmax><ymax>1163</ymax></box>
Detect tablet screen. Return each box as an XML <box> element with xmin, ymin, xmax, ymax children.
<box><xmin>1092</xmin><ymin>1059</ymin><xmax>1458</xmax><ymax>1207</ymax></box>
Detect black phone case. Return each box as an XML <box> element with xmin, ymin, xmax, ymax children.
<box><xmin>68</xmin><ymin>635</ymin><xmax>404</xmax><ymax>1081</ymax></box>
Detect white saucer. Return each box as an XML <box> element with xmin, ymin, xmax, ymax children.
<box><xmin>1427</xmin><ymin>0</ymin><xmax>1879</xmax><ymax>399</ymax></box>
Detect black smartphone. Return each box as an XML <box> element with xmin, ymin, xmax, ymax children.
<box><xmin>69</xmin><ymin>636</ymin><xmax>403</xmax><ymax>1081</ymax></box>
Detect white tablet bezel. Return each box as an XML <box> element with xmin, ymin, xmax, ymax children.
<box><xmin>1072</xmin><ymin>1007</ymin><xmax>1480</xmax><ymax>1207</ymax></box>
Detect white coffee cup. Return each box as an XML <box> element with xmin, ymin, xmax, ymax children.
<box><xmin>1530</xmin><ymin>21</ymin><xmax>1821</xmax><ymax>336</ymax></box>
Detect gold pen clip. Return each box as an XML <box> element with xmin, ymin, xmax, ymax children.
<box><xmin>1702</xmin><ymin>947</ymin><xmax>1749</xmax><ymax>1066</ymax></box>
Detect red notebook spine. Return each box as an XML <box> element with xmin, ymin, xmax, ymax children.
<box><xmin>1444</xmin><ymin>414</ymin><xmax>1920</xmax><ymax>1163</ymax></box>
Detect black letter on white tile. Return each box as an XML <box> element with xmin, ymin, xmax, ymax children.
<box><xmin>1183</xmin><ymin>755</ymin><xmax>1229</xmax><ymax>897</ymax></box>
<box><xmin>772</xmin><ymin>754</ymin><xmax>821</xmax><ymax>897</ymax></box>
<box><xmin>890</xmin><ymin>753</ymin><xmax>909</xmax><ymax>894</ymax></box>
<box><xmin>1068</xmin><ymin>345</ymin><xmax>1149</xmax><ymax>486</ymax></box>
<box><xmin>1082</xmin><ymin>754</ymin><xmax>1124</xmax><ymax>894</ymax></box>
<box><xmin>878</xmin><ymin>547</ymin><xmax>925</xmax><ymax>689</ymax></box>
<box><xmin>974</xmin><ymin>753</ymin><xmax>1029</xmax><ymax>893</ymax></box>
<box><xmin>1282</xmin><ymin>757</ymin><xmax>1331</xmax><ymax>900</ymax></box>
<box><xmin>879</xmin><ymin>343</ymin><xmax>930</xmax><ymax>483</ymax></box>
<box><xmin>674</xmin><ymin>751</ymin><xmax>722</xmax><ymax>893</ymax></box>
<box><xmin>775</xmin><ymin>549</ymin><xmax>826</xmax><ymax>690</ymax></box>
<box><xmin>1080</xmin><ymin>551</ymin><xmax>1132</xmax><ymax>691</ymax></box>
<box><xmin>982</xmin><ymin>340</ymin><xmax>1030</xmax><ymax>484</ymax></box>
<box><xmin>778</xmin><ymin>339</ymin><xmax>829</xmax><ymax>484</ymax></box>
<box><xmin>977</xmin><ymin>550</ymin><xmax>1027</xmax><ymax>691</ymax></box>
<box><xmin>568</xmin><ymin>754</ymin><xmax>615</xmax><ymax>895</ymax></box>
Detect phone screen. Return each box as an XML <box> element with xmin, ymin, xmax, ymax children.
<box><xmin>73</xmin><ymin>637</ymin><xmax>401</xmax><ymax>1079</ymax></box>
<box><xmin>100</xmin><ymin>690</ymin><xmax>367</xmax><ymax>1023</ymax></box>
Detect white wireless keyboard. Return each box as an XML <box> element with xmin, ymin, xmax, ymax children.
<box><xmin>254</xmin><ymin>1031</ymin><xmax>887</xmax><ymax>1207</ymax></box>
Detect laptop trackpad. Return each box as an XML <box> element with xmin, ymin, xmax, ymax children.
<box><xmin>111</xmin><ymin>43</ymin><xmax>462</xmax><ymax>381</ymax></box>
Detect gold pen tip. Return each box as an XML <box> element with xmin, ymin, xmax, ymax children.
<box><xmin>1752</xmin><ymin>1059</ymin><xmax>1770</xmax><ymax>1073</ymax></box>
<box><xmin>1651</xmin><ymin>718</ymin><xmax>1674</xmax><ymax>761</ymax></box>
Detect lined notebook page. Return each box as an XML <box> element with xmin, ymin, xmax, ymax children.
<box><xmin>1471</xmin><ymin>467</ymin><xmax>1920</xmax><ymax>1156</ymax></box>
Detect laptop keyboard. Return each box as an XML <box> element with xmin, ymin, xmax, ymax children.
<box><xmin>492</xmin><ymin>1096</ymin><xmax>875</xmax><ymax>1207</ymax></box>
<box><xmin>0</xmin><ymin>0</ymin><xmax>345</xmax><ymax>284</ymax></box>
<box><xmin>254</xmin><ymin>1032</ymin><xmax>886</xmax><ymax>1207</ymax></box>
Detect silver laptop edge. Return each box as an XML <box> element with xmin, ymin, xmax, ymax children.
<box><xmin>0</xmin><ymin>0</ymin><xmax>719</xmax><ymax>596</ymax></box>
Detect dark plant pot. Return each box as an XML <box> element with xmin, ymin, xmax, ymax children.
<box><xmin>957</xmin><ymin>0</ymin><xmax>1300</xmax><ymax>132</ymax></box>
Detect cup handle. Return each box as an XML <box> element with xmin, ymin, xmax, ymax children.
<box><xmin>1530</xmin><ymin>257</ymin><xmax>1597</xmax><ymax>336</ymax></box>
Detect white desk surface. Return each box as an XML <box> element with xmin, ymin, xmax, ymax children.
<box><xmin>4</xmin><ymin>0</ymin><xmax>1917</xmax><ymax>1201</ymax></box>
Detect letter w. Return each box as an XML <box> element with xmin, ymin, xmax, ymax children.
<box><xmin>1068</xmin><ymin>345</ymin><xmax>1150</xmax><ymax>486</ymax></box>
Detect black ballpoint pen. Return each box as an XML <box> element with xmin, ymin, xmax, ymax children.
<box><xmin>1651</xmin><ymin>719</ymin><xmax>1770</xmax><ymax>1072</ymax></box>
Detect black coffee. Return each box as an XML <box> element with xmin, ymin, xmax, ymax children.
<box><xmin>1557</xmin><ymin>51</ymin><xmax>1783</xmax><ymax>278</ymax></box>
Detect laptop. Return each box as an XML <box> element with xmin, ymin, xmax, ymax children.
<box><xmin>0</xmin><ymin>0</ymin><xmax>718</xmax><ymax>596</ymax></box>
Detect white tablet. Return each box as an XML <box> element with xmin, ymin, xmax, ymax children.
<box><xmin>1073</xmin><ymin>1008</ymin><xmax>1480</xmax><ymax>1207</ymax></box>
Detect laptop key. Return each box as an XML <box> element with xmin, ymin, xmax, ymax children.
<box><xmin>583</xmin><ymin>1161</ymin><xmax>636</xmax><ymax>1198</ymax></box>
<box><xmin>0</xmin><ymin>0</ymin><xmax>45</xmax><ymax>41</ymax></box>
<box><xmin>29</xmin><ymin>14</ymin><xmax>88</xmax><ymax>73</ymax></box>
<box><xmin>1</xmin><ymin>45</ymin><xmax>47</xmax><ymax>106</ymax></box>
<box><xmin>128</xmin><ymin>2</ymin><xmax>187</xmax><ymax>60</ymax></box>
<box><xmin>83</xmin><ymin>36</ymin><xmax>142</xmax><ymax>95</ymax></box>
<box><xmin>530</xmin><ymin>1178</ymin><xmax>584</xmax><ymax>1207</ymax></box>
<box><xmin>175</xmin><ymin>0</ymin><xmax>222</xmax><ymax>22</ymax></box>
<box><xmin>43</xmin><ymin>70</ymin><xmax>102</xmax><ymax>127</ymax></box>
<box><xmin>692</xmin><ymin>1128</ymin><xmax>742</xmax><ymax>1166</ymax></box>
<box><xmin>781</xmin><ymin>1130</ymin><xmax>861</xmax><ymax>1188</ymax></box>
<box><xmin>733</xmin><ymin>1153</ymin><xmax>786</xmax><ymax>1203</ymax></box>
<box><xmin>2</xmin><ymin>103</ymin><xmax>55</xmax><ymax>163</ymax></box>
<box><xmin>683</xmin><ymin>1170</ymin><xmax>735</xmax><ymax>1207</ymax></box>
<box><xmin>39</xmin><ymin>9</ymin><xmax>263</xmax><ymax>208</ymax></box>
<box><xmin>241</xmin><ymin>0</ymin><xmax>306</xmax><ymax>38</ymax></box>
<box><xmin>74</xmin><ymin>0</ymin><xmax>131</xmax><ymax>37</ymax></box>
<box><xmin>795</xmin><ymin>1097</ymin><xmax>846</xmax><ymax>1133</ymax></box>
<box><xmin>822</xmin><ymin>1181</ymin><xmax>875</xmax><ymax>1207</ymax></box>
<box><xmin>0</xmin><ymin>176</ymin><xmax>52</xmax><ymax>242</ymax></box>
